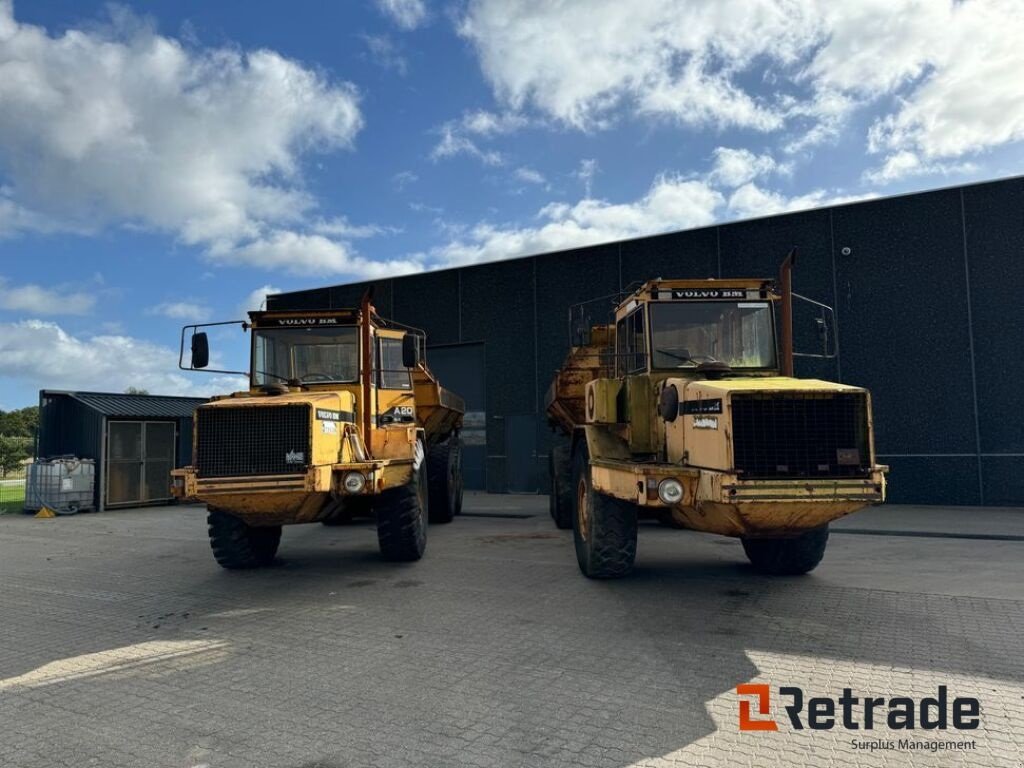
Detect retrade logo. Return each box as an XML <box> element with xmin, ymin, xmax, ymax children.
<box><xmin>736</xmin><ymin>685</ymin><xmax>980</xmax><ymax>733</ymax></box>
<box><xmin>737</xmin><ymin>684</ymin><xmax>778</xmax><ymax>731</ymax></box>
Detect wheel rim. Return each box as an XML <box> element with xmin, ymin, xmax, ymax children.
<box><xmin>576</xmin><ymin>478</ymin><xmax>589</xmax><ymax>541</ymax></box>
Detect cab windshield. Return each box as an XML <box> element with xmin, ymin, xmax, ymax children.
<box><xmin>253</xmin><ymin>327</ymin><xmax>359</xmax><ymax>385</ymax></box>
<box><xmin>648</xmin><ymin>301</ymin><xmax>776</xmax><ymax>370</ymax></box>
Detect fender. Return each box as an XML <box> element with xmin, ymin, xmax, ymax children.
<box><xmin>570</xmin><ymin>424</ymin><xmax>631</xmax><ymax>464</ymax></box>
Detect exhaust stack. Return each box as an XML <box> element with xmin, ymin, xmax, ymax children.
<box><xmin>779</xmin><ymin>247</ymin><xmax>796</xmax><ymax>377</ymax></box>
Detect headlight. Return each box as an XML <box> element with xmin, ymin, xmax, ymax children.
<box><xmin>344</xmin><ymin>472</ymin><xmax>366</xmax><ymax>493</ymax></box>
<box><xmin>658</xmin><ymin>478</ymin><xmax>684</xmax><ymax>505</ymax></box>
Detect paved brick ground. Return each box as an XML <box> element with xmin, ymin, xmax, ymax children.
<box><xmin>1</xmin><ymin>495</ymin><xmax>1022</xmax><ymax>768</ymax></box>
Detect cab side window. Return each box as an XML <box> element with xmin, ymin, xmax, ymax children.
<box><xmin>616</xmin><ymin>317</ymin><xmax>627</xmax><ymax>376</ymax></box>
<box><xmin>615</xmin><ymin>308</ymin><xmax>647</xmax><ymax>375</ymax></box>
<box><xmin>378</xmin><ymin>337</ymin><xmax>412</xmax><ymax>389</ymax></box>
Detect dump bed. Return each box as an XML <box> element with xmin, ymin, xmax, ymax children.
<box><xmin>414</xmin><ymin>365</ymin><xmax>465</xmax><ymax>444</ymax></box>
<box><xmin>545</xmin><ymin>325</ymin><xmax>613</xmax><ymax>436</ymax></box>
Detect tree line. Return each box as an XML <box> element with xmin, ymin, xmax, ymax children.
<box><xmin>0</xmin><ymin>406</ymin><xmax>38</xmax><ymax>477</ymax></box>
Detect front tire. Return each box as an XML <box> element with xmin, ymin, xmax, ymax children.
<box><xmin>427</xmin><ymin>434</ymin><xmax>463</xmax><ymax>524</ymax></box>
<box><xmin>548</xmin><ymin>445</ymin><xmax>573</xmax><ymax>530</ymax></box>
<box><xmin>207</xmin><ymin>509</ymin><xmax>281</xmax><ymax>569</ymax></box>
<box><xmin>741</xmin><ymin>526</ymin><xmax>829</xmax><ymax>575</ymax></box>
<box><xmin>375</xmin><ymin>440</ymin><xmax>429</xmax><ymax>561</ymax></box>
<box><xmin>571</xmin><ymin>442</ymin><xmax>637</xmax><ymax>578</ymax></box>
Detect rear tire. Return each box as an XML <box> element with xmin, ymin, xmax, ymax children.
<box><xmin>207</xmin><ymin>509</ymin><xmax>281</xmax><ymax>569</ymax></box>
<box><xmin>427</xmin><ymin>434</ymin><xmax>463</xmax><ymax>524</ymax></box>
<box><xmin>548</xmin><ymin>445</ymin><xmax>573</xmax><ymax>530</ymax></box>
<box><xmin>571</xmin><ymin>442</ymin><xmax>637</xmax><ymax>578</ymax></box>
<box><xmin>741</xmin><ymin>526</ymin><xmax>829</xmax><ymax>575</ymax></box>
<box><xmin>375</xmin><ymin>440</ymin><xmax>429</xmax><ymax>561</ymax></box>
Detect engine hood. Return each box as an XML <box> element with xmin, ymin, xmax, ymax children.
<box><xmin>683</xmin><ymin>376</ymin><xmax>865</xmax><ymax>397</ymax></box>
<box><xmin>199</xmin><ymin>389</ymin><xmax>356</xmax><ymax>415</ymax></box>
<box><xmin>662</xmin><ymin>375</ymin><xmax>874</xmax><ymax>473</ymax></box>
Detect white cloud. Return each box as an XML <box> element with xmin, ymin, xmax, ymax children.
<box><xmin>374</xmin><ymin>0</ymin><xmax>427</xmax><ymax>30</ymax></box>
<box><xmin>392</xmin><ymin>171</ymin><xmax>418</xmax><ymax>190</ymax></box>
<box><xmin>146</xmin><ymin>301</ymin><xmax>211</xmax><ymax>322</ymax></box>
<box><xmin>311</xmin><ymin>217</ymin><xmax>386</xmax><ymax>238</ymax></box>
<box><xmin>862</xmin><ymin>151</ymin><xmax>978</xmax><ymax>185</ymax></box>
<box><xmin>429</xmin><ymin>109</ymin><xmax>529</xmax><ymax>166</ymax></box>
<box><xmin>513</xmin><ymin>167</ymin><xmax>545</xmax><ymax>185</ymax></box>
<box><xmin>811</xmin><ymin>1</ymin><xmax>1024</xmax><ymax>164</ymax></box>
<box><xmin>575</xmin><ymin>159</ymin><xmax>599</xmax><ymax>197</ymax></box>
<box><xmin>431</xmin><ymin>174</ymin><xmax>723</xmax><ymax>267</ymax></box>
<box><xmin>726</xmin><ymin>182</ymin><xmax>875</xmax><ymax>220</ymax></box>
<box><xmin>430</xmin><ymin>123</ymin><xmax>504</xmax><ymax>166</ymax></box>
<box><xmin>458</xmin><ymin>0</ymin><xmax>1024</xmax><ymax>168</ymax></box>
<box><xmin>395</xmin><ymin>171</ymin><xmax>419</xmax><ymax>191</ymax></box>
<box><xmin>428</xmin><ymin>161</ymin><xmax>873</xmax><ymax>268</ymax></box>
<box><xmin>0</xmin><ymin>2</ymin><xmax>368</xmax><ymax>274</ymax></box>
<box><xmin>0</xmin><ymin>188</ymin><xmax>62</xmax><ymax>236</ymax></box>
<box><xmin>361</xmin><ymin>33</ymin><xmax>407</xmax><ymax>75</ymax></box>
<box><xmin>457</xmin><ymin>0</ymin><xmax>807</xmax><ymax>130</ymax></box>
<box><xmin>226</xmin><ymin>230</ymin><xmax>423</xmax><ymax>278</ymax></box>
<box><xmin>0</xmin><ymin>277</ymin><xmax>95</xmax><ymax>315</ymax></box>
<box><xmin>866</xmin><ymin>28</ymin><xmax>1024</xmax><ymax>157</ymax></box>
<box><xmin>0</xmin><ymin>319</ymin><xmax>246</xmax><ymax>397</ymax></box>
<box><xmin>240</xmin><ymin>285</ymin><xmax>282</xmax><ymax>315</ymax></box>
<box><xmin>460</xmin><ymin>110</ymin><xmax>529</xmax><ymax>136</ymax></box>
<box><xmin>409</xmin><ymin>201</ymin><xmax>443</xmax><ymax>215</ymax></box>
<box><xmin>708</xmin><ymin>147</ymin><xmax>779</xmax><ymax>188</ymax></box>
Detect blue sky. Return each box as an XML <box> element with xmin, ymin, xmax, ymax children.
<box><xmin>1</xmin><ymin>0</ymin><xmax>1022</xmax><ymax>408</ymax></box>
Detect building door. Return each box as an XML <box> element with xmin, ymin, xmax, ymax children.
<box><xmin>425</xmin><ymin>343</ymin><xmax>486</xmax><ymax>490</ymax></box>
<box><xmin>505</xmin><ymin>414</ymin><xmax>538</xmax><ymax>492</ymax></box>
<box><xmin>106</xmin><ymin>421</ymin><xmax>176</xmax><ymax>507</ymax></box>
<box><xmin>143</xmin><ymin>422</ymin><xmax>175</xmax><ymax>504</ymax></box>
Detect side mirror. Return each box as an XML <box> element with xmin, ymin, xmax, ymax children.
<box><xmin>401</xmin><ymin>334</ymin><xmax>421</xmax><ymax>368</ymax></box>
<box><xmin>791</xmin><ymin>293</ymin><xmax>837</xmax><ymax>360</ymax></box>
<box><xmin>816</xmin><ymin>317</ymin><xmax>829</xmax><ymax>355</ymax></box>
<box><xmin>191</xmin><ymin>332</ymin><xmax>210</xmax><ymax>369</ymax></box>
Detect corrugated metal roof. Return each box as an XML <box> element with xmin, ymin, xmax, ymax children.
<box><xmin>42</xmin><ymin>390</ymin><xmax>208</xmax><ymax>419</ymax></box>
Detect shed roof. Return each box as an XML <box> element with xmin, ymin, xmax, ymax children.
<box><xmin>42</xmin><ymin>390</ymin><xmax>207</xmax><ymax>419</ymax></box>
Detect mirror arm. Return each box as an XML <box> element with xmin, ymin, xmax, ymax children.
<box><xmin>789</xmin><ymin>291</ymin><xmax>838</xmax><ymax>360</ymax></box>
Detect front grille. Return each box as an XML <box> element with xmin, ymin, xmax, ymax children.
<box><xmin>195</xmin><ymin>405</ymin><xmax>310</xmax><ymax>478</ymax></box>
<box><xmin>731</xmin><ymin>392</ymin><xmax>870</xmax><ymax>479</ymax></box>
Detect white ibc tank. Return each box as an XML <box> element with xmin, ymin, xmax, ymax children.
<box><xmin>25</xmin><ymin>458</ymin><xmax>96</xmax><ymax>514</ymax></box>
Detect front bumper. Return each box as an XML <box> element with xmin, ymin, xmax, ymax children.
<box><xmin>590</xmin><ymin>460</ymin><xmax>888</xmax><ymax>537</ymax></box>
<box><xmin>170</xmin><ymin>460</ymin><xmax>416</xmax><ymax>523</ymax></box>
<box><xmin>174</xmin><ymin>459</ymin><xmax>416</xmax><ymax>497</ymax></box>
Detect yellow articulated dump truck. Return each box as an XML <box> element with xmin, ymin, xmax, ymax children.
<box><xmin>546</xmin><ymin>251</ymin><xmax>887</xmax><ymax>578</ymax></box>
<box><xmin>172</xmin><ymin>291</ymin><xmax>465</xmax><ymax>569</ymax></box>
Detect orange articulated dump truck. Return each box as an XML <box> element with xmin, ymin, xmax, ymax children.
<box><xmin>546</xmin><ymin>250</ymin><xmax>888</xmax><ymax>578</ymax></box>
<box><xmin>173</xmin><ymin>290</ymin><xmax>464</xmax><ymax>569</ymax></box>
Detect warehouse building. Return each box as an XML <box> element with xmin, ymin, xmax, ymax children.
<box><xmin>268</xmin><ymin>175</ymin><xmax>1024</xmax><ymax>506</ymax></box>
<box><xmin>36</xmin><ymin>391</ymin><xmax>206</xmax><ymax>511</ymax></box>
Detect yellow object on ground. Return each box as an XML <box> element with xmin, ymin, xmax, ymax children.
<box><xmin>34</xmin><ymin>507</ymin><xmax>56</xmax><ymax>519</ymax></box>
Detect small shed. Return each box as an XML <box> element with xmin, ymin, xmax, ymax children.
<box><xmin>37</xmin><ymin>390</ymin><xmax>207</xmax><ymax>511</ymax></box>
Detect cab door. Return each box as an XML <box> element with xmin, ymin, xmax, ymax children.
<box><xmin>375</xmin><ymin>332</ymin><xmax>416</xmax><ymax>426</ymax></box>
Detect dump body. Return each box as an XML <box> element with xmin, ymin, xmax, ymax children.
<box><xmin>546</xmin><ymin>276</ymin><xmax>887</xmax><ymax>543</ymax></box>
